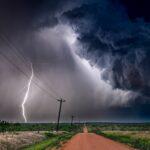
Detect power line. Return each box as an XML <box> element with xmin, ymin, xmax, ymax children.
<box><xmin>3</xmin><ymin>33</ymin><xmax>60</xmax><ymax>98</ymax></box>
<box><xmin>0</xmin><ymin>33</ymin><xmax>29</xmax><ymax>62</ymax></box>
<box><xmin>0</xmin><ymin>52</ymin><xmax>57</xmax><ymax>99</ymax></box>
<box><xmin>0</xmin><ymin>52</ymin><xmax>29</xmax><ymax>78</ymax></box>
<box><xmin>0</xmin><ymin>32</ymin><xmax>59</xmax><ymax>99</ymax></box>
<box><xmin>35</xmin><ymin>72</ymin><xmax>61</xmax><ymax>98</ymax></box>
<box><xmin>0</xmin><ymin>29</ymin><xmax>70</xmax><ymax>126</ymax></box>
<box><xmin>0</xmin><ymin>33</ymin><xmax>30</xmax><ymax>70</ymax></box>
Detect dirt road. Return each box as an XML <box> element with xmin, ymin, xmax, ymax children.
<box><xmin>61</xmin><ymin>127</ymin><xmax>135</xmax><ymax>150</ymax></box>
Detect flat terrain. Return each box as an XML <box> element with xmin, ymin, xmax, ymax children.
<box><xmin>0</xmin><ymin>131</ymin><xmax>44</xmax><ymax>149</ymax></box>
<box><xmin>61</xmin><ymin>127</ymin><xmax>135</xmax><ymax>150</ymax></box>
<box><xmin>103</xmin><ymin>131</ymin><xmax>150</xmax><ymax>139</ymax></box>
<box><xmin>0</xmin><ymin>123</ymin><xmax>149</xmax><ymax>149</ymax></box>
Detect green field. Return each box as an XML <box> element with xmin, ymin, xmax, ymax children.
<box><xmin>0</xmin><ymin>121</ymin><xmax>82</xmax><ymax>150</ymax></box>
<box><xmin>0</xmin><ymin>121</ymin><xmax>82</xmax><ymax>132</ymax></box>
<box><xmin>23</xmin><ymin>132</ymin><xmax>75</xmax><ymax>150</ymax></box>
<box><xmin>88</xmin><ymin>123</ymin><xmax>150</xmax><ymax>150</ymax></box>
<box><xmin>22</xmin><ymin>124</ymin><xmax>82</xmax><ymax>150</ymax></box>
<box><xmin>88</xmin><ymin>122</ymin><xmax>150</xmax><ymax>131</ymax></box>
<box><xmin>0</xmin><ymin>121</ymin><xmax>150</xmax><ymax>150</ymax></box>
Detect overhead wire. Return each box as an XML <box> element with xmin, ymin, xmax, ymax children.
<box><xmin>0</xmin><ymin>52</ymin><xmax>57</xmax><ymax>99</ymax></box>
<box><xmin>0</xmin><ymin>33</ymin><xmax>59</xmax><ymax>99</ymax></box>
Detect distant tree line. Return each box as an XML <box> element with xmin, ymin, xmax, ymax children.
<box><xmin>0</xmin><ymin>121</ymin><xmax>82</xmax><ymax>133</ymax></box>
<box><xmin>0</xmin><ymin>120</ymin><xmax>59</xmax><ymax>132</ymax></box>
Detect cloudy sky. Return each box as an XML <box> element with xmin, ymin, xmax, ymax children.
<box><xmin>0</xmin><ymin>0</ymin><xmax>150</xmax><ymax>123</ymax></box>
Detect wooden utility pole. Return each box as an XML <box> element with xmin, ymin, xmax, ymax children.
<box><xmin>56</xmin><ymin>98</ymin><xmax>66</xmax><ymax>131</ymax></box>
<box><xmin>71</xmin><ymin>115</ymin><xmax>75</xmax><ymax>126</ymax></box>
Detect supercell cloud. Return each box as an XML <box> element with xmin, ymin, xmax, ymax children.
<box><xmin>0</xmin><ymin>0</ymin><xmax>150</xmax><ymax>122</ymax></box>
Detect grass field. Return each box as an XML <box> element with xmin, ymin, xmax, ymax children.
<box><xmin>89</xmin><ymin>123</ymin><xmax>150</xmax><ymax>150</ymax></box>
<box><xmin>23</xmin><ymin>132</ymin><xmax>75</xmax><ymax>150</ymax></box>
<box><xmin>0</xmin><ymin>131</ymin><xmax>45</xmax><ymax>149</ymax></box>
<box><xmin>0</xmin><ymin>122</ymin><xmax>82</xmax><ymax>150</ymax></box>
<box><xmin>22</xmin><ymin>124</ymin><xmax>81</xmax><ymax>150</ymax></box>
<box><xmin>0</xmin><ymin>122</ymin><xmax>150</xmax><ymax>150</ymax></box>
<box><xmin>101</xmin><ymin>131</ymin><xmax>150</xmax><ymax>150</ymax></box>
<box><xmin>0</xmin><ymin>121</ymin><xmax>56</xmax><ymax>132</ymax></box>
<box><xmin>0</xmin><ymin>121</ymin><xmax>82</xmax><ymax>132</ymax></box>
<box><xmin>88</xmin><ymin>123</ymin><xmax>150</xmax><ymax>131</ymax></box>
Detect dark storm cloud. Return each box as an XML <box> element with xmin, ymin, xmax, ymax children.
<box><xmin>62</xmin><ymin>0</ymin><xmax>150</xmax><ymax>119</ymax></box>
<box><xmin>62</xmin><ymin>1</ymin><xmax>150</xmax><ymax>95</ymax></box>
<box><xmin>0</xmin><ymin>0</ymin><xmax>110</xmax><ymax>122</ymax></box>
<box><xmin>0</xmin><ymin>0</ymin><xmax>83</xmax><ymax>67</ymax></box>
<box><xmin>0</xmin><ymin>0</ymin><xmax>87</xmax><ymax>36</ymax></box>
<box><xmin>0</xmin><ymin>0</ymin><xmax>81</xmax><ymax>122</ymax></box>
<box><xmin>0</xmin><ymin>0</ymin><xmax>66</xmax><ymax>30</ymax></box>
<box><xmin>0</xmin><ymin>0</ymin><xmax>150</xmax><ymax>122</ymax></box>
<box><xmin>114</xmin><ymin>0</ymin><xmax>150</xmax><ymax>21</ymax></box>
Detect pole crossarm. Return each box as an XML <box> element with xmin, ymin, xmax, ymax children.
<box><xmin>57</xmin><ymin>99</ymin><xmax>66</xmax><ymax>102</ymax></box>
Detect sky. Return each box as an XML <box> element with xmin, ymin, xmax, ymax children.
<box><xmin>0</xmin><ymin>0</ymin><xmax>150</xmax><ymax>123</ymax></box>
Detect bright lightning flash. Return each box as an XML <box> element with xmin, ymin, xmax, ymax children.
<box><xmin>22</xmin><ymin>63</ymin><xmax>34</xmax><ymax>123</ymax></box>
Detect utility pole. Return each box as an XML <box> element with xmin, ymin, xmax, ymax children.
<box><xmin>71</xmin><ymin>115</ymin><xmax>75</xmax><ymax>126</ymax></box>
<box><xmin>56</xmin><ymin>98</ymin><xmax>66</xmax><ymax>131</ymax></box>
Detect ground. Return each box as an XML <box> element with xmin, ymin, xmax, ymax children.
<box><xmin>0</xmin><ymin>131</ymin><xmax>45</xmax><ymax>149</ymax></box>
<box><xmin>103</xmin><ymin>131</ymin><xmax>150</xmax><ymax>139</ymax></box>
<box><xmin>60</xmin><ymin>127</ymin><xmax>135</xmax><ymax>150</ymax></box>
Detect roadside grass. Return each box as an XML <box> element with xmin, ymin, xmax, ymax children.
<box><xmin>0</xmin><ymin>123</ymin><xmax>81</xmax><ymax>149</ymax></box>
<box><xmin>88</xmin><ymin>123</ymin><xmax>150</xmax><ymax>131</ymax></box>
<box><xmin>22</xmin><ymin>132</ymin><xmax>74</xmax><ymax>150</ymax></box>
<box><xmin>93</xmin><ymin>130</ymin><xmax>150</xmax><ymax>150</ymax></box>
<box><xmin>22</xmin><ymin>133</ymin><xmax>74</xmax><ymax>150</ymax></box>
<box><xmin>21</xmin><ymin>125</ymin><xmax>82</xmax><ymax>150</ymax></box>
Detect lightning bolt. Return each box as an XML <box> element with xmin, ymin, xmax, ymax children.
<box><xmin>22</xmin><ymin>63</ymin><xmax>34</xmax><ymax>123</ymax></box>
